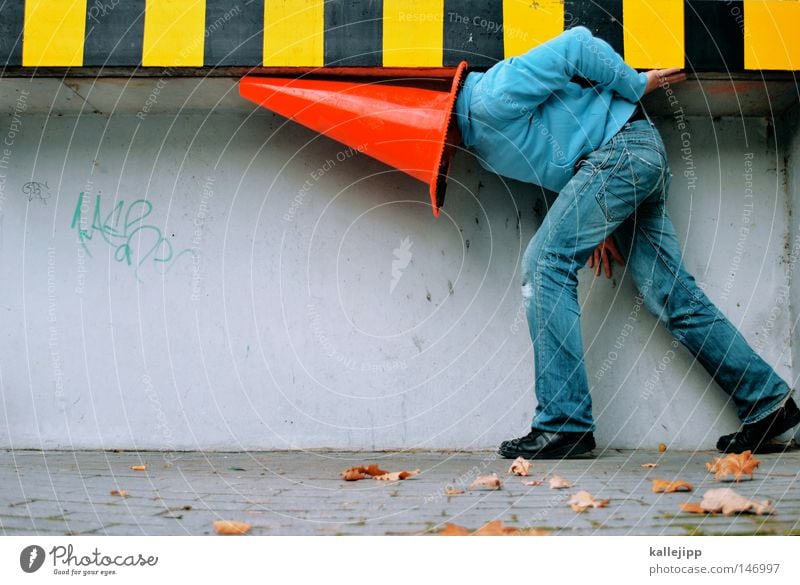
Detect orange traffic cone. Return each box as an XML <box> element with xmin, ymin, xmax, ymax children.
<box><xmin>239</xmin><ymin>62</ymin><xmax>468</xmax><ymax>217</ymax></box>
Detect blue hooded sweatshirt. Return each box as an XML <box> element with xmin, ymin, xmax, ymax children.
<box><xmin>454</xmin><ymin>26</ymin><xmax>649</xmax><ymax>193</ymax></box>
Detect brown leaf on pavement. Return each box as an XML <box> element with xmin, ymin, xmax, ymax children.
<box><xmin>213</xmin><ymin>520</ymin><xmax>252</xmax><ymax>535</ymax></box>
<box><xmin>701</xmin><ymin>488</ymin><xmax>774</xmax><ymax>515</ymax></box>
<box><xmin>341</xmin><ymin>468</ymin><xmax>368</xmax><ymax>481</ymax></box>
<box><xmin>374</xmin><ymin>469</ymin><xmax>420</xmax><ymax>481</ymax></box>
<box><xmin>444</xmin><ymin>488</ymin><xmax>465</xmax><ymax>495</ymax></box>
<box><xmin>365</xmin><ymin>463</ymin><xmax>390</xmax><ymax>476</ymax></box>
<box><xmin>438</xmin><ymin>520</ymin><xmax>550</xmax><ymax>536</ymax></box>
<box><xmin>679</xmin><ymin>502</ymin><xmax>706</xmax><ymax>514</ymax></box>
<box><xmin>680</xmin><ymin>488</ymin><xmax>774</xmax><ymax>516</ymax></box>
<box><xmin>469</xmin><ymin>474</ymin><xmax>502</xmax><ymax>490</ymax></box>
<box><xmin>652</xmin><ymin>479</ymin><xmax>693</xmax><ymax>493</ymax></box>
<box><xmin>641</xmin><ymin>463</ymin><xmax>658</xmax><ymax>469</ymax></box>
<box><xmin>340</xmin><ymin>464</ymin><xmax>390</xmax><ymax>481</ymax></box>
<box><xmin>109</xmin><ymin>489</ymin><xmax>129</xmax><ymax>497</ymax></box>
<box><xmin>508</xmin><ymin>456</ymin><xmax>531</xmax><ymax>476</ymax></box>
<box><xmin>549</xmin><ymin>475</ymin><xmax>573</xmax><ymax>489</ymax></box>
<box><xmin>522</xmin><ymin>479</ymin><xmax>543</xmax><ymax>486</ymax></box>
<box><xmin>130</xmin><ymin>465</ymin><xmax>146</xmax><ymax>471</ymax></box>
<box><xmin>568</xmin><ymin>490</ymin><xmax>610</xmax><ymax>513</ymax></box>
<box><xmin>438</xmin><ymin>523</ymin><xmax>471</xmax><ymax>536</ymax></box>
<box><xmin>705</xmin><ymin>451</ymin><xmax>760</xmax><ymax>482</ymax></box>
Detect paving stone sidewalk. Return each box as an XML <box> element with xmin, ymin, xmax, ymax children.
<box><xmin>1</xmin><ymin>449</ymin><xmax>799</xmax><ymax>536</ymax></box>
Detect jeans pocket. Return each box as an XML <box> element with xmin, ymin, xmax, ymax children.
<box><xmin>594</xmin><ymin>148</ymin><xmax>636</xmax><ymax>222</ymax></box>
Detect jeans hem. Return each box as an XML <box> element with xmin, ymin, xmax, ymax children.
<box><xmin>531</xmin><ymin>420</ymin><xmax>596</xmax><ymax>434</ymax></box>
<box><xmin>741</xmin><ymin>389</ymin><xmax>794</xmax><ymax>426</ymax></box>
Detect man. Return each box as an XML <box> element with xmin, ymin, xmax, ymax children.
<box><xmin>453</xmin><ymin>26</ymin><xmax>799</xmax><ymax>458</ymax></box>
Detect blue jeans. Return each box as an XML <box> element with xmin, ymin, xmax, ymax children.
<box><xmin>521</xmin><ymin>118</ymin><xmax>791</xmax><ymax>433</ymax></box>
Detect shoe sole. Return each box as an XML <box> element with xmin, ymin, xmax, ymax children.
<box><xmin>717</xmin><ymin>405</ymin><xmax>800</xmax><ymax>453</ymax></box>
<box><xmin>498</xmin><ymin>440</ymin><xmax>596</xmax><ymax>460</ymax></box>
<box><xmin>750</xmin><ymin>440</ymin><xmax>797</xmax><ymax>455</ymax></box>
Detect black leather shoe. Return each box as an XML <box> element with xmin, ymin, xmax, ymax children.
<box><xmin>498</xmin><ymin>428</ymin><xmax>596</xmax><ymax>459</ymax></box>
<box><xmin>716</xmin><ymin>397</ymin><xmax>800</xmax><ymax>453</ymax></box>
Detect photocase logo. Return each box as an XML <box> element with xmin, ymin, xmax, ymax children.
<box><xmin>390</xmin><ymin>236</ymin><xmax>413</xmax><ymax>293</ymax></box>
<box><xmin>20</xmin><ymin>545</ymin><xmax>46</xmax><ymax>573</ymax></box>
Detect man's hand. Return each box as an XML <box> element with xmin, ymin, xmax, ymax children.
<box><xmin>588</xmin><ymin>235</ymin><xmax>625</xmax><ymax>278</ymax></box>
<box><xmin>644</xmin><ymin>68</ymin><xmax>687</xmax><ymax>95</ymax></box>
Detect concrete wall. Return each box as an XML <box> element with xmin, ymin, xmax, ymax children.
<box><xmin>0</xmin><ymin>81</ymin><xmax>796</xmax><ymax>450</ymax></box>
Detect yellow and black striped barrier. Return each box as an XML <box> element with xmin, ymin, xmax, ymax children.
<box><xmin>0</xmin><ymin>0</ymin><xmax>797</xmax><ymax>71</ymax></box>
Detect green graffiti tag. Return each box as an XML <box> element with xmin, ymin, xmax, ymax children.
<box><xmin>70</xmin><ymin>192</ymin><xmax>195</xmax><ymax>282</ymax></box>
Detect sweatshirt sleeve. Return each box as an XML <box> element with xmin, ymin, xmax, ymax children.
<box><xmin>477</xmin><ymin>26</ymin><xmax>648</xmax><ymax>120</ymax></box>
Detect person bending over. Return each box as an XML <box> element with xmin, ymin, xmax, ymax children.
<box><xmin>453</xmin><ymin>26</ymin><xmax>799</xmax><ymax>458</ymax></box>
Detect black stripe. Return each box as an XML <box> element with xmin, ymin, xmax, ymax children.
<box><xmin>205</xmin><ymin>0</ymin><xmax>264</xmax><ymax>67</ymax></box>
<box><xmin>0</xmin><ymin>1</ymin><xmax>24</xmax><ymax>67</ymax></box>
<box><xmin>564</xmin><ymin>0</ymin><xmax>623</xmax><ymax>56</ymax></box>
<box><xmin>324</xmin><ymin>0</ymin><xmax>383</xmax><ymax>66</ymax></box>
<box><xmin>83</xmin><ymin>0</ymin><xmax>145</xmax><ymax>67</ymax></box>
<box><xmin>685</xmin><ymin>0</ymin><xmax>744</xmax><ymax>72</ymax></box>
<box><xmin>443</xmin><ymin>0</ymin><xmax>503</xmax><ymax>68</ymax></box>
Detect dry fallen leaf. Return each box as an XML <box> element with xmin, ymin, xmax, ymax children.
<box><xmin>549</xmin><ymin>475</ymin><xmax>573</xmax><ymax>489</ymax></box>
<box><xmin>658</xmin><ymin>443</ymin><xmax>667</xmax><ymax>453</ymax></box>
<box><xmin>340</xmin><ymin>464</ymin><xmax>390</xmax><ymax>481</ymax></box>
<box><xmin>213</xmin><ymin>520</ymin><xmax>252</xmax><ymax>535</ymax></box>
<box><xmin>473</xmin><ymin>521</ymin><xmax>518</xmax><ymax>536</ymax></box>
<box><xmin>679</xmin><ymin>502</ymin><xmax>706</xmax><ymax>514</ymax></box>
<box><xmin>438</xmin><ymin>523</ymin><xmax>470</xmax><ymax>536</ymax></box>
<box><xmin>682</xmin><ymin>488</ymin><xmax>774</xmax><ymax>516</ymax></box>
<box><xmin>641</xmin><ymin>463</ymin><xmax>658</xmax><ymax>469</ymax></box>
<box><xmin>109</xmin><ymin>489</ymin><xmax>129</xmax><ymax>498</ymax></box>
<box><xmin>705</xmin><ymin>451</ymin><xmax>760</xmax><ymax>482</ymax></box>
<box><xmin>568</xmin><ymin>490</ymin><xmax>610</xmax><ymax>513</ymax></box>
<box><xmin>438</xmin><ymin>520</ymin><xmax>549</xmax><ymax>536</ymax></box>
<box><xmin>522</xmin><ymin>479</ymin><xmax>543</xmax><ymax>487</ymax></box>
<box><xmin>508</xmin><ymin>457</ymin><xmax>531</xmax><ymax>476</ymax></box>
<box><xmin>130</xmin><ymin>465</ymin><xmax>146</xmax><ymax>471</ymax></box>
<box><xmin>652</xmin><ymin>479</ymin><xmax>693</xmax><ymax>493</ymax></box>
<box><xmin>374</xmin><ymin>469</ymin><xmax>420</xmax><ymax>481</ymax></box>
<box><xmin>469</xmin><ymin>474</ymin><xmax>502</xmax><ymax>490</ymax></box>
<box><xmin>341</xmin><ymin>468</ymin><xmax>368</xmax><ymax>481</ymax></box>
<box><xmin>702</xmin><ymin>488</ymin><xmax>774</xmax><ymax>515</ymax></box>
<box><xmin>444</xmin><ymin>488</ymin><xmax>465</xmax><ymax>495</ymax></box>
<box><xmin>365</xmin><ymin>463</ymin><xmax>390</xmax><ymax>476</ymax></box>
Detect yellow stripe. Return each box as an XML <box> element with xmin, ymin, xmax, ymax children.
<box><xmin>745</xmin><ymin>0</ymin><xmax>800</xmax><ymax>70</ymax></box>
<box><xmin>502</xmin><ymin>0</ymin><xmax>563</xmax><ymax>58</ymax></box>
<box><xmin>143</xmin><ymin>0</ymin><xmax>206</xmax><ymax>66</ymax></box>
<box><xmin>264</xmin><ymin>0</ymin><xmax>324</xmax><ymax>67</ymax></box>
<box><xmin>22</xmin><ymin>0</ymin><xmax>87</xmax><ymax>67</ymax></box>
<box><xmin>383</xmin><ymin>0</ymin><xmax>443</xmax><ymax>67</ymax></box>
<box><xmin>623</xmin><ymin>0</ymin><xmax>684</xmax><ymax>68</ymax></box>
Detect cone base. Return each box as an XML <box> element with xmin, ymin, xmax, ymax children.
<box><xmin>430</xmin><ymin>61</ymin><xmax>468</xmax><ymax>218</ymax></box>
